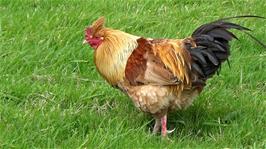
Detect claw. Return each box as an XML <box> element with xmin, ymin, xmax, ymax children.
<box><xmin>167</xmin><ymin>128</ymin><xmax>176</xmax><ymax>134</ymax></box>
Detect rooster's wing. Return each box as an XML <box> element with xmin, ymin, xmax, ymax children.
<box><xmin>125</xmin><ymin>38</ymin><xmax>192</xmax><ymax>86</ymax></box>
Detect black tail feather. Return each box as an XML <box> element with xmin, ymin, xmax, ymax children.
<box><xmin>242</xmin><ymin>31</ymin><xmax>266</xmax><ymax>48</ymax></box>
<box><xmin>189</xmin><ymin>15</ymin><xmax>265</xmax><ymax>79</ymax></box>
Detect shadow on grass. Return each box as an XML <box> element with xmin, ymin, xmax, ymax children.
<box><xmin>146</xmin><ymin>104</ymin><xmax>241</xmax><ymax>138</ymax></box>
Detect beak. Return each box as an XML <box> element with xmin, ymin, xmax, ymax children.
<box><xmin>82</xmin><ymin>40</ymin><xmax>87</xmax><ymax>45</ymax></box>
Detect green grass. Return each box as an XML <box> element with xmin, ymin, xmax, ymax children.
<box><xmin>1</xmin><ymin>0</ymin><xmax>266</xmax><ymax>148</ymax></box>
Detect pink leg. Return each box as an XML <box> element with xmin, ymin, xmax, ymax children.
<box><xmin>161</xmin><ymin>115</ymin><xmax>167</xmax><ymax>137</ymax></box>
<box><xmin>153</xmin><ymin>118</ymin><xmax>161</xmax><ymax>134</ymax></box>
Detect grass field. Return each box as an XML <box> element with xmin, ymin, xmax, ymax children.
<box><xmin>1</xmin><ymin>0</ymin><xmax>266</xmax><ymax>148</ymax></box>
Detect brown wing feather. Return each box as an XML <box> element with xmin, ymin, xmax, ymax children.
<box><xmin>151</xmin><ymin>39</ymin><xmax>192</xmax><ymax>85</ymax></box>
<box><xmin>125</xmin><ymin>38</ymin><xmax>180</xmax><ymax>86</ymax></box>
<box><xmin>125</xmin><ymin>38</ymin><xmax>148</xmax><ymax>85</ymax></box>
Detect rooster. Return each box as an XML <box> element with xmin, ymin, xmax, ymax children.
<box><xmin>83</xmin><ymin>16</ymin><xmax>265</xmax><ymax>137</ymax></box>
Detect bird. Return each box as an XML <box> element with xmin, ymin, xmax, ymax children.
<box><xmin>83</xmin><ymin>15</ymin><xmax>265</xmax><ymax>137</ymax></box>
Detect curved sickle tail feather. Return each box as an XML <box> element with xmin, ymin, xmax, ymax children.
<box><xmin>188</xmin><ymin>15</ymin><xmax>266</xmax><ymax>79</ymax></box>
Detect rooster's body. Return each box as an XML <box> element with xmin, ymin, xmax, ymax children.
<box><xmin>84</xmin><ymin>16</ymin><xmax>265</xmax><ymax>136</ymax></box>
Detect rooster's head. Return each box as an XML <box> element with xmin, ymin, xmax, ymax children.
<box><xmin>84</xmin><ymin>17</ymin><xmax>105</xmax><ymax>49</ymax></box>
